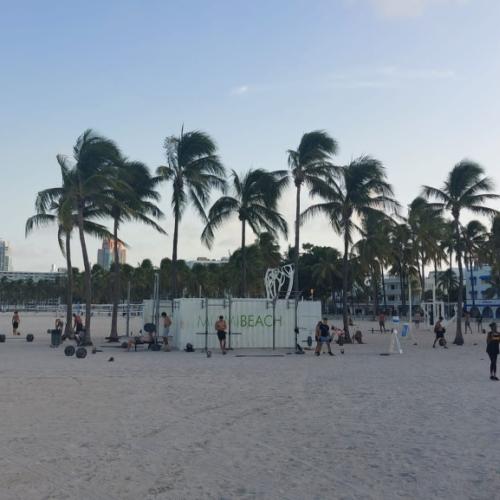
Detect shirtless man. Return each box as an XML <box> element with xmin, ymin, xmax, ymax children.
<box><xmin>215</xmin><ymin>315</ymin><xmax>227</xmax><ymax>355</ymax></box>
<box><xmin>12</xmin><ymin>311</ymin><xmax>20</xmax><ymax>335</ymax></box>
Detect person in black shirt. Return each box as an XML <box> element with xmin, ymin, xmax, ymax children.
<box><xmin>315</xmin><ymin>317</ymin><xmax>334</xmax><ymax>357</ymax></box>
<box><xmin>486</xmin><ymin>322</ymin><xmax>500</xmax><ymax>381</ymax></box>
<box><xmin>433</xmin><ymin>317</ymin><xmax>447</xmax><ymax>348</ymax></box>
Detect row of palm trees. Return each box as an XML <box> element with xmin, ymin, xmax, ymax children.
<box><xmin>26</xmin><ymin>128</ymin><xmax>499</xmax><ymax>345</ymax></box>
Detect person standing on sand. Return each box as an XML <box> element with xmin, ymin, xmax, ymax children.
<box><xmin>378</xmin><ymin>312</ymin><xmax>386</xmax><ymax>333</ymax></box>
<box><xmin>315</xmin><ymin>317</ymin><xmax>334</xmax><ymax>356</ymax></box>
<box><xmin>486</xmin><ymin>322</ymin><xmax>500</xmax><ymax>381</ymax></box>
<box><xmin>73</xmin><ymin>313</ymin><xmax>83</xmax><ymax>341</ymax></box>
<box><xmin>414</xmin><ymin>310</ymin><xmax>421</xmax><ymax>330</ymax></box>
<box><xmin>464</xmin><ymin>311</ymin><xmax>472</xmax><ymax>334</ymax></box>
<box><xmin>433</xmin><ymin>317</ymin><xmax>447</xmax><ymax>348</ymax></box>
<box><xmin>477</xmin><ymin>313</ymin><xmax>483</xmax><ymax>333</ymax></box>
<box><xmin>161</xmin><ymin>312</ymin><xmax>172</xmax><ymax>346</ymax></box>
<box><xmin>12</xmin><ymin>311</ymin><xmax>20</xmax><ymax>335</ymax></box>
<box><xmin>215</xmin><ymin>315</ymin><xmax>227</xmax><ymax>355</ymax></box>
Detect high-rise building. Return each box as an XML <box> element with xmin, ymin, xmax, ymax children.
<box><xmin>0</xmin><ymin>239</ymin><xmax>11</xmax><ymax>271</ymax></box>
<box><xmin>97</xmin><ymin>239</ymin><xmax>127</xmax><ymax>270</ymax></box>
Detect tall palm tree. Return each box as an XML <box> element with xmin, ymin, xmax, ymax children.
<box><xmin>462</xmin><ymin>220</ymin><xmax>487</xmax><ymax>307</ymax></box>
<box><xmin>287</xmin><ymin>131</ymin><xmax>338</xmax><ymax>300</ymax></box>
<box><xmin>302</xmin><ymin>156</ymin><xmax>398</xmax><ymax>338</ymax></box>
<box><xmin>56</xmin><ymin>130</ymin><xmax>121</xmax><ymax>344</ymax></box>
<box><xmin>105</xmin><ymin>159</ymin><xmax>165</xmax><ymax>341</ymax></box>
<box><xmin>201</xmin><ymin>169</ymin><xmax>288</xmax><ymax>296</ymax></box>
<box><xmin>26</xmin><ymin>164</ymin><xmax>112</xmax><ymax>338</ymax></box>
<box><xmin>156</xmin><ymin>128</ymin><xmax>226</xmax><ymax>299</ymax></box>
<box><xmin>423</xmin><ymin>160</ymin><xmax>499</xmax><ymax>345</ymax></box>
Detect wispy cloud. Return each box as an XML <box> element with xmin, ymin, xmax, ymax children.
<box><xmin>348</xmin><ymin>0</ymin><xmax>468</xmax><ymax>18</ymax></box>
<box><xmin>230</xmin><ymin>85</ymin><xmax>250</xmax><ymax>96</ymax></box>
<box><xmin>326</xmin><ymin>66</ymin><xmax>456</xmax><ymax>88</ymax></box>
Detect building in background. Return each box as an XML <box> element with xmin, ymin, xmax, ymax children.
<box><xmin>0</xmin><ymin>269</ymin><xmax>65</xmax><ymax>282</ymax></box>
<box><xmin>185</xmin><ymin>257</ymin><xmax>229</xmax><ymax>269</ymax></box>
<box><xmin>0</xmin><ymin>239</ymin><xmax>11</xmax><ymax>271</ymax></box>
<box><xmin>464</xmin><ymin>265</ymin><xmax>500</xmax><ymax>319</ymax></box>
<box><xmin>97</xmin><ymin>239</ymin><xmax>127</xmax><ymax>270</ymax></box>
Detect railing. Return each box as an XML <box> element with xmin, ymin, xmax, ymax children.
<box><xmin>0</xmin><ymin>303</ymin><xmax>144</xmax><ymax>316</ymax></box>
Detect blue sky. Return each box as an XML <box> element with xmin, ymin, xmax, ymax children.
<box><xmin>1</xmin><ymin>0</ymin><xmax>499</xmax><ymax>271</ymax></box>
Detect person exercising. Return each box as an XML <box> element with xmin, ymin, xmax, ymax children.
<box><xmin>315</xmin><ymin>317</ymin><xmax>334</xmax><ymax>356</ymax></box>
<box><xmin>433</xmin><ymin>317</ymin><xmax>447</xmax><ymax>348</ymax></box>
<box><xmin>12</xmin><ymin>311</ymin><xmax>20</xmax><ymax>335</ymax></box>
<box><xmin>486</xmin><ymin>322</ymin><xmax>500</xmax><ymax>381</ymax></box>
<box><xmin>215</xmin><ymin>315</ymin><xmax>227</xmax><ymax>355</ymax></box>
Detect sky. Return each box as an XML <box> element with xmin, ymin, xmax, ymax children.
<box><xmin>1</xmin><ymin>0</ymin><xmax>499</xmax><ymax>272</ymax></box>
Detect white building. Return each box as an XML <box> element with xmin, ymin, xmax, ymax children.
<box><xmin>464</xmin><ymin>265</ymin><xmax>500</xmax><ymax>319</ymax></box>
<box><xmin>0</xmin><ymin>239</ymin><xmax>11</xmax><ymax>271</ymax></box>
<box><xmin>0</xmin><ymin>270</ymin><xmax>65</xmax><ymax>282</ymax></box>
<box><xmin>185</xmin><ymin>257</ymin><xmax>229</xmax><ymax>269</ymax></box>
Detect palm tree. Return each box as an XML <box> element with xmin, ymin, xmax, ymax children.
<box><xmin>201</xmin><ymin>169</ymin><xmax>288</xmax><ymax>296</ymax></box>
<box><xmin>302</xmin><ymin>156</ymin><xmax>398</xmax><ymax>338</ymax></box>
<box><xmin>156</xmin><ymin>128</ymin><xmax>226</xmax><ymax>299</ymax></box>
<box><xmin>105</xmin><ymin>159</ymin><xmax>165</xmax><ymax>341</ymax></box>
<box><xmin>423</xmin><ymin>160</ymin><xmax>499</xmax><ymax>345</ymax></box>
<box><xmin>462</xmin><ymin>220</ymin><xmax>487</xmax><ymax>307</ymax></box>
<box><xmin>287</xmin><ymin>131</ymin><xmax>338</xmax><ymax>300</ymax></box>
<box><xmin>56</xmin><ymin>130</ymin><xmax>121</xmax><ymax>344</ymax></box>
<box><xmin>26</xmin><ymin>164</ymin><xmax>112</xmax><ymax>339</ymax></box>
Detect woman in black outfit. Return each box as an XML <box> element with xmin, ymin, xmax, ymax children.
<box><xmin>486</xmin><ymin>322</ymin><xmax>500</xmax><ymax>381</ymax></box>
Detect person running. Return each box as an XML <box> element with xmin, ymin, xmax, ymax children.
<box><xmin>378</xmin><ymin>312</ymin><xmax>386</xmax><ymax>333</ymax></box>
<box><xmin>486</xmin><ymin>322</ymin><xmax>500</xmax><ymax>381</ymax></box>
<box><xmin>464</xmin><ymin>311</ymin><xmax>472</xmax><ymax>334</ymax></box>
<box><xmin>12</xmin><ymin>311</ymin><xmax>20</xmax><ymax>335</ymax></box>
<box><xmin>315</xmin><ymin>317</ymin><xmax>334</xmax><ymax>356</ymax></box>
<box><xmin>215</xmin><ymin>315</ymin><xmax>227</xmax><ymax>355</ymax></box>
<box><xmin>161</xmin><ymin>312</ymin><xmax>172</xmax><ymax>347</ymax></box>
<box><xmin>433</xmin><ymin>317</ymin><xmax>447</xmax><ymax>348</ymax></box>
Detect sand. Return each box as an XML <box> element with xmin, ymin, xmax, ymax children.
<box><xmin>0</xmin><ymin>314</ymin><xmax>499</xmax><ymax>500</ymax></box>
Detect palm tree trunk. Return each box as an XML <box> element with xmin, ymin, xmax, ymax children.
<box><xmin>64</xmin><ymin>232</ymin><xmax>73</xmax><ymax>338</ymax></box>
<box><xmin>381</xmin><ymin>265</ymin><xmax>387</xmax><ymax>312</ymax></box>
<box><xmin>110</xmin><ymin>218</ymin><xmax>120</xmax><ymax>341</ymax></box>
<box><xmin>342</xmin><ymin>233</ymin><xmax>351</xmax><ymax>341</ymax></box>
<box><xmin>420</xmin><ymin>252</ymin><xmax>425</xmax><ymax>302</ymax></box>
<box><xmin>172</xmin><ymin>211</ymin><xmax>179</xmax><ymax>299</ymax></box>
<box><xmin>77</xmin><ymin>205</ymin><xmax>92</xmax><ymax>345</ymax></box>
<box><xmin>241</xmin><ymin>220</ymin><xmax>247</xmax><ymax>297</ymax></box>
<box><xmin>293</xmin><ymin>183</ymin><xmax>301</xmax><ymax>329</ymax></box>
<box><xmin>293</xmin><ymin>183</ymin><xmax>301</xmax><ymax>295</ymax></box>
<box><xmin>454</xmin><ymin>216</ymin><xmax>464</xmax><ymax>345</ymax></box>
<box><xmin>469</xmin><ymin>253</ymin><xmax>476</xmax><ymax>307</ymax></box>
<box><xmin>372</xmin><ymin>269</ymin><xmax>379</xmax><ymax>317</ymax></box>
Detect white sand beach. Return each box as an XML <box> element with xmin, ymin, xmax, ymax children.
<box><xmin>0</xmin><ymin>314</ymin><xmax>499</xmax><ymax>500</ymax></box>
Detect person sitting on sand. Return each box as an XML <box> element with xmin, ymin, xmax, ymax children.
<box><xmin>433</xmin><ymin>317</ymin><xmax>447</xmax><ymax>348</ymax></box>
<box><xmin>126</xmin><ymin>331</ymin><xmax>153</xmax><ymax>351</ymax></box>
<box><xmin>12</xmin><ymin>310</ymin><xmax>20</xmax><ymax>335</ymax></box>
<box><xmin>486</xmin><ymin>322</ymin><xmax>500</xmax><ymax>381</ymax></box>
<box><xmin>315</xmin><ymin>317</ymin><xmax>334</xmax><ymax>356</ymax></box>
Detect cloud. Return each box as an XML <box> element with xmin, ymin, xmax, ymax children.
<box><xmin>230</xmin><ymin>85</ymin><xmax>250</xmax><ymax>96</ymax></box>
<box><xmin>352</xmin><ymin>0</ymin><xmax>468</xmax><ymax>18</ymax></box>
<box><xmin>324</xmin><ymin>65</ymin><xmax>455</xmax><ymax>89</ymax></box>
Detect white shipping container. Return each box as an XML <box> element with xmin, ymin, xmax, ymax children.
<box><xmin>143</xmin><ymin>298</ymin><xmax>321</xmax><ymax>350</ymax></box>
